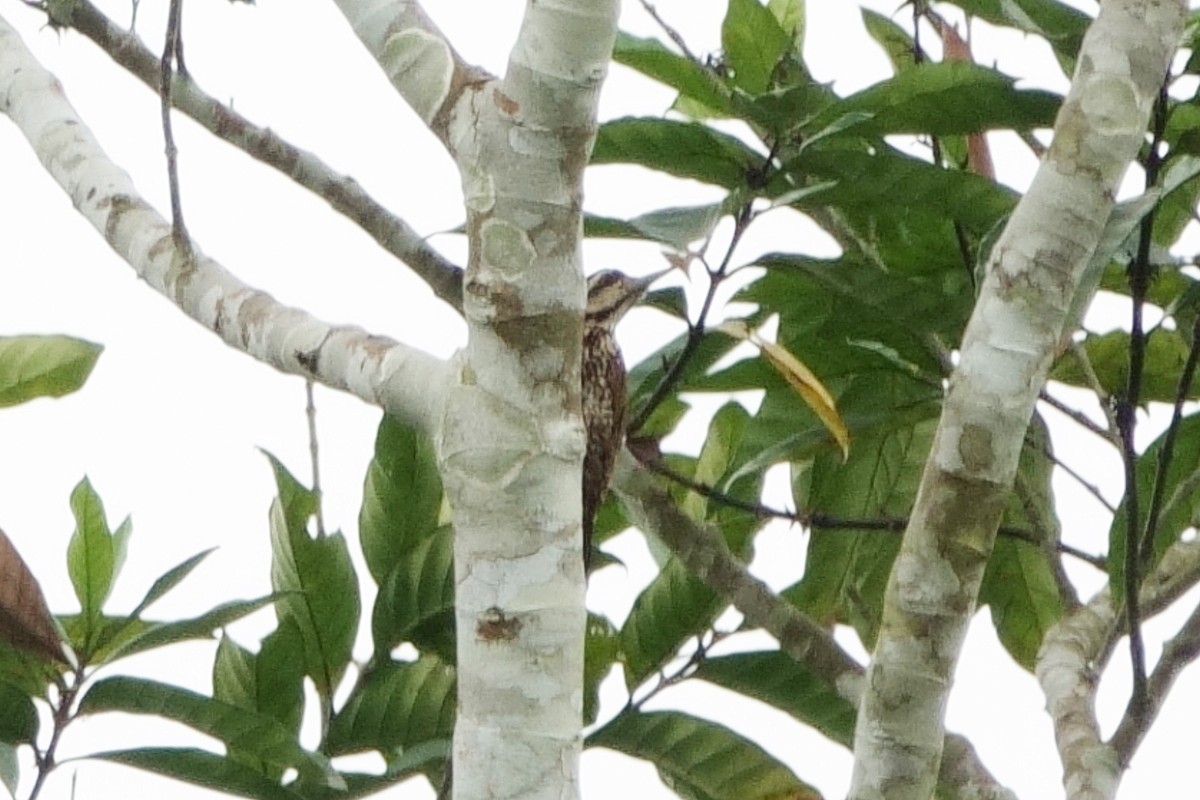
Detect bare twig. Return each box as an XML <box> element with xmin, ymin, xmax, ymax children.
<box><xmin>53</xmin><ymin>0</ymin><xmax>465</xmax><ymax>314</ymax></box>
<box><xmin>636</xmin><ymin>0</ymin><xmax>702</xmax><ymax>64</ymax></box>
<box><xmin>1038</xmin><ymin>389</ymin><xmax>1113</xmax><ymax>443</ymax></box>
<box><xmin>30</xmin><ymin>671</ymin><xmax>82</xmax><ymax>800</ymax></box>
<box><xmin>628</xmin><ymin>204</ymin><xmax>755</xmax><ymax>435</ymax></box>
<box><xmin>305</xmin><ymin>380</ymin><xmax>325</xmax><ymax>538</ymax></box>
<box><xmin>160</xmin><ymin>0</ymin><xmax>189</xmax><ymax>249</ymax></box>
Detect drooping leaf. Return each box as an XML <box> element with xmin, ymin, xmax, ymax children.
<box><xmin>811</xmin><ymin>62</ymin><xmax>1059</xmax><ymax>138</ymax></box>
<box><xmin>1109</xmin><ymin>414</ymin><xmax>1200</xmax><ymax>604</ymax></box>
<box><xmin>1051</xmin><ymin>329</ymin><xmax>1199</xmax><ymax>403</ymax></box>
<box><xmin>0</xmin><ymin>742</ymin><xmax>16</xmax><ymax>798</ymax></box>
<box><xmin>586</xmin><ymin>203</ymin><xmax>729</xmax><ymax>251</ymax></box>
<box><xmin>0</xmin><ymin>683</ymin><xmax>37</xmax><ymax>746</ymax></box>
<box><xmin>264</xmin><ymin>453</ymin><xmax>359</xmax><ymax>697</ymax></box>
<box><xmin>612</xmin><ymin>32</ymin><xmax>734</xmax><ymax>116</ymax></box>
<box><xmin>861</xmin><ymin>8</ymin><xmax>917</xmax><ymax>74</ymax></box>
<box><xmin>0</xmin><ymin>334</ymin><xmax>102</xmax><ymax>408</ymax></box>
<box><xmin>372</xmin><ymin>527</ymin><xmax>455</xmax><ymax>661</ymax></box>
<box><xmin>0</xmin><ymin>527</ymin><xmax>66</xmax><ymax>663</ymax></box>
<box><xmin>694</xmin><ymin>651</ymin><xmax>857</xmax><ymax>746</ymax></box>
<box><xmin>588</xmin><ymin>710</ymin><xmax>820</xmax><ymax>800</ymax></box>
<box><xmin>128</xmin><ymin>548</ymin><xmax>217</xmax><ymax>619</ymax></box>
<box><xmin>89</xmin><ymin>748</ymin><xmax>304</xmax><ymax>800</ymax></box>
<box><xmin>593</xmin><ymin>117</ymin><xmax>761</xmax><ymax>189</ymax></box>
<box><xmin>359</xmin><ymin>416</ymin><xmax>443</xmax><ymax>584</ymax></box>
<box><xmin>81</xmin><ymin>677</ymin><xmax>342</xmax><ymax>787</ymax></box>
<box><xmin>585</xmin><ymin>613</ymin><xmax>619</xmax><ymax>726</ymax></box>
<box><xmin>326</xmin><ymin>656</ymin><xmax>456</xmax><ymax>756</ymax></box>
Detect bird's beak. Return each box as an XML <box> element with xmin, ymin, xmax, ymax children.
<box><xmin>633</xmin><ymin>268</ymin><xmax>672</xmax><ymax>296</ymax></box>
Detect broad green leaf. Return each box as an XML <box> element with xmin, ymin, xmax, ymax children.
<box><xmin>266</xmin><ymin>454</ymin><xmax>360</xmax><ymax>697</ymax></box>
<box><xmin>66</xmin><ymin>478</ymin><xmax>122</xmax><ymax>650</ymax></box>
<box><xmin>372</xmin><ymin>526</ymin><xmax>455</xmax><ymax>660</ymax></box>
<box><xmin>588</xmin><ymin>710</ymin><xmax>820</xmax><ymax>800</ymax></box>
<box><xmin>593</xmin><ymin>118</ymin><xmax>761</xmax><ymax>189</ymax></box>
<box><xmin>586</xmin><ymin>203</ymin><xmax>728</xmax><ymax>251</ymax></box>
<box><xmin>1050</xmin><ymin>329</ymin><xmax>1199</xmax><ymax>404</ymax></box>
<box><xmin>585</xmin><ymin>614</ymin><xmax>619</xmax><ymax>726</ymax></box>
<box><xmin>0</xmin><ymin>335</ymin><xmax>101</xmax><ymax>408</ymax></box>
<box><xmin>89</xmin><ymin>748</ymin><xmax>304</xmax><ymax>800</ymax></box>
<box><xmin>326</xmin><ymin>656</ymin><xmax>456</xmax><ymax>756</ymax></box>
<box><xmin>620</xmin><ymin>560</ymin><xmax>722</xmax><ymax>687</ymax></box>
<box><xmin>811</xmin><ymin>62</ymin><xmax>1059</xmax><ymax>138</ymax></box>
<box><xmin>0</xmin><ymin>742</ymin><xmax>15</xmax><ymax>798</ymax></box>
<box><xmin>0</xmin><ymin>641</ymin><xmax>64</xmax><ymax>697</ymax></box>
<box><xmin>81</xmin><ymin>677</ymin><xmax>341</xmax><ymax>787</ymax></box>
<box><xmin>0</xmin><ymin>683</ymin><xmax>36</xmax><ymax>745</ymax></box>
<box><xmin>786</xmin><ymin>379</ymin><xmax>940</xmax><ymax>646</ymax></box>
<box><xmin>722</xmin><ymin>0</ymin><xmax>792</xmax><ymax>94</ymax></box>
<box><xmin>939</xmin><ymin>0</ymin><xmax>1089</xmax><ymax>75</ymax></box>
<box><xmin>129</xmin><ymin>548</ymin><xmax>217</xmax><ymax>619</ymax></box>
<box><xmin>1109</xmin><ymin>415</ymin><xmax>1200</xmax><ymax>604</ymax></box>
<box><xmin>91</xmin><ymin>595</ymin><xmax>278</xmax><ymax>663</ymax></box>
<box><xmin>861</xmin><ymin>8</ymin><xmax>916</xmax><ymax>74</ymax></box>
<box><xmin>768</xmin><ymin>0</ymin><xmax>804</xmax><ymax>51</ymax></box>
<box><xmin>360</xmin><ymin>416</ymin><xmax>443</xmax><ymax>584</ymax></box>
<box><xmin>694</xmin><ymin>651</ymin><xmax>856</xmax><ymax>745</ymax></box>
<box><xmin>613</xmin><ymin>32</ymin><xmax>733</xmax><ymax>116</ymax></box>
<box><xmin>979</xmin><ymin>415</ymin><xmax>1065</xmax><ymax>669</ymax></box>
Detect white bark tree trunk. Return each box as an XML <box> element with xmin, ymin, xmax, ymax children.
<box><xmin>848</xmin><ymin>3</ymin><xmax>1186</xmax><ymax>799</ymax></box>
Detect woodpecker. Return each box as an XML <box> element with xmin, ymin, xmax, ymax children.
<box><xmin>582</xmin><ymin>268</ymin><xmax>667</xmax><ymax>568</ymax></box>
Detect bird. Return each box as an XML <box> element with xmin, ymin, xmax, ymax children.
<box><xmin>582</xmin><ymin>268</ymin><xmax>667</xmax><ymax>569</ymax></box>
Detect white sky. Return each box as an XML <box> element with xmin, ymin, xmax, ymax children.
<box><xmin>1</xmin><ymin>0</ymin><xmax>1197</xmax><ymax>798</ymax></box>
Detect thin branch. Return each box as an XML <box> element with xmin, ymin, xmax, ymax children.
<box><xmin>1118</xmin><ymin>84</ymin><xmax>1170</xmax><ymax>726</ymax></box>
<box><xmin>1037</xmin><ymin>439</ymin><xmax>1117</xmax><ymax>514</ymax></box>
<box><xmin>159</xmin><ymin>0</ymin><xmax>189</xmax><ymax>249</ymax></box>
<box><xmin>628</xmin><ymin>204</ymin><xmax>754</xmax><ymax>434</ymax></box>
<box><xmin>1039</xmin><ymin>389</ymin><xmax>1114</xmax><ymax>443</ymax></box>
<box><xmin>0</xmin><ymin>21</ymin><xmax>451</xmax><ymax>433</ymax></box>
<box><xmin>1111</xmin><ymin>594</ymin><xmax>1200</xmax><ymax>762</ymax></box>
<box><xmin>613</xmin><ymin>454</ymin><xmax>1018</xmax><ymax>800</ymax></box>
<box><xmin>636</xmin><ymin>0</ymin><xmax>701</xmax><ymax>64</ymax></box>
<box><xmin>642</xmin><ymin>456</ymin><xmax>1107</xmax><ymax>569</ymax></box>
<box><xmin>30</xmin><ymin>671</ymin><xmax>82</xmax><ymax>800</ymax></box>
<box><xmin>305</xmin><ymin>380</ymin><xmax>326</xmax><ymax>538</ymax></box>
<box><xmin>53</xmin><ymin>0</ymin><xmax>466</xmax><ymax>314</ymax></box>
<box><xmin>1137</xmin><ymin>313</ymin><xmax>1200</xmax><ymax>566</ymax></box>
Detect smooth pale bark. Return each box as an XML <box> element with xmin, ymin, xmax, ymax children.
<box><xmin>1039</xmin><ymin>538</ymin><xmax>1200</xmax><ymax>800</ymax></box>
<box><xmin>848</xmin><ymin>2</ymin><xmax>1186</xmax><ymax>799</ymax></box>
<box><xmin>0</xmin><ymin>15</ymin><xmax>448</xmax><ymax>432</ymax></box>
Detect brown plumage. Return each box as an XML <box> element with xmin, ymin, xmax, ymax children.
<box><xmin>582</xmin><ymin>269</ymin><xmax>666</xmax><ymax>568</ymax></box>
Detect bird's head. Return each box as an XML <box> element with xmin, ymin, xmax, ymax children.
<box><xmin>584</xmin><ymin>268</ymin><xmax>669</xmax><ymax>331</ymax></box>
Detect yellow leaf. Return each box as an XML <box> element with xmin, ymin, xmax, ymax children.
<box><xmin>718</xmin><ymin>322</ymin><xmax>850</xmax><ymax>460</ymax></box>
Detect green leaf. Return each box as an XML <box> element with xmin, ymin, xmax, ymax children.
<box><xmin>694</xmin><ymin>651</ymin><xmax>856</xmax><ymax>746</ymax></box>
<box><xmin>938</xmin><ymin>0</ymin><xmax>1089</xmax><ymax>75</ymax></box>
<box><xmin>613</xmin><ymin>32</ymin><xmax>734</xmax><ymax>116</ymax></box>
<box><xmin>265</xmin><ymin>454</ymin><xmax>360</xmax><ymax>698</ymax></box>
<box><xmin>588</xmin><ymin>710</ymin><xmax>819</xmax><ymax>800</ymax></box>
<box><xmin>129</xmin><ymin>549</ymin><xmax>217</xmax><ymax>619</ymax></box>
<box><xmin>1109</xmin><ymin>414</ymin><xmax>1200</xmax><ymax>604</ymax></box>
<box><xmin>861</xmin><ymin>8</ymin><xmax>916</xmax><ymax>74</ymax></box>
<box><xmin>80</xmin><ymin>677</ymin><xmax>341</xmax><ymax>787</ymax></box>
<box><xmin>593</xmin><ymin>117</ymin><xmax>761</xmax><ymax>189</ymax></box>
<box><xmin>66</xmin><ymin>478</ymin><xmax>122</xmax><ymax>648</ymax></box>
<box><xmin>0</xmin><ymin>683</ymin><xmax>36</xmax><ymax>745</ymax></box>
<box><xmin>1051</xmin><ymin>329</ymin><xmax>1199</xmax><ymax>403</ymax></box>
<box><xmin>620</xmin><ymin>561</ymin><xmax>722</xmax><ymax>687</ymax></box>
<box><xmin>587</xmin><ymin>203</ymin><xmax>729</xmax><ymax>251</ymax></box>
<box><xmin>0</xmin><ymin>335</ymin><xmax>102</xmax><ymax>408</ymax></box>
<box><xmin>326</xmin><ymin>656</ymin><xmax>456</xmax><ymax>756</ymax></box>
<box><xmin>86</xmin><ymin>595</ymin><xmax>278</xmax><ymax>663</ymax></box>
<box><xmin>360</xmin><ymin>416</ymin><xmax>444</xmax><ymax>584</ymax></box>
<box><xmin>372</xmin><ymin>527</ymin><xmax>455</xmax><ymax>661</ymax></box>
<box><xmin>813</xmin><ymin>62</ymin><xmax>1059</xmax><ymax>138</ymax></box>
<box><xmin>585</xmin><ymin>614</ymin><xmax>619</xmax><ymax>726</ymax></box>
<box><xmin>0</xmin><ymin>742</ymin><xmax>15</xmax><ymax>798</ymax></box>
<box><xmin>89</xmin><ymin>748</ymin><xmax>304</xmax><ymax>800</ymax></box>
<box><xmin>722</xmin><ymin>0</ymin><xmax>792</xmax><ymax>94</ymax></box>
<box><xmin>768</xmin><ymin>0</ymin><xmax>804</xmax><ymax>51</ymax></box>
